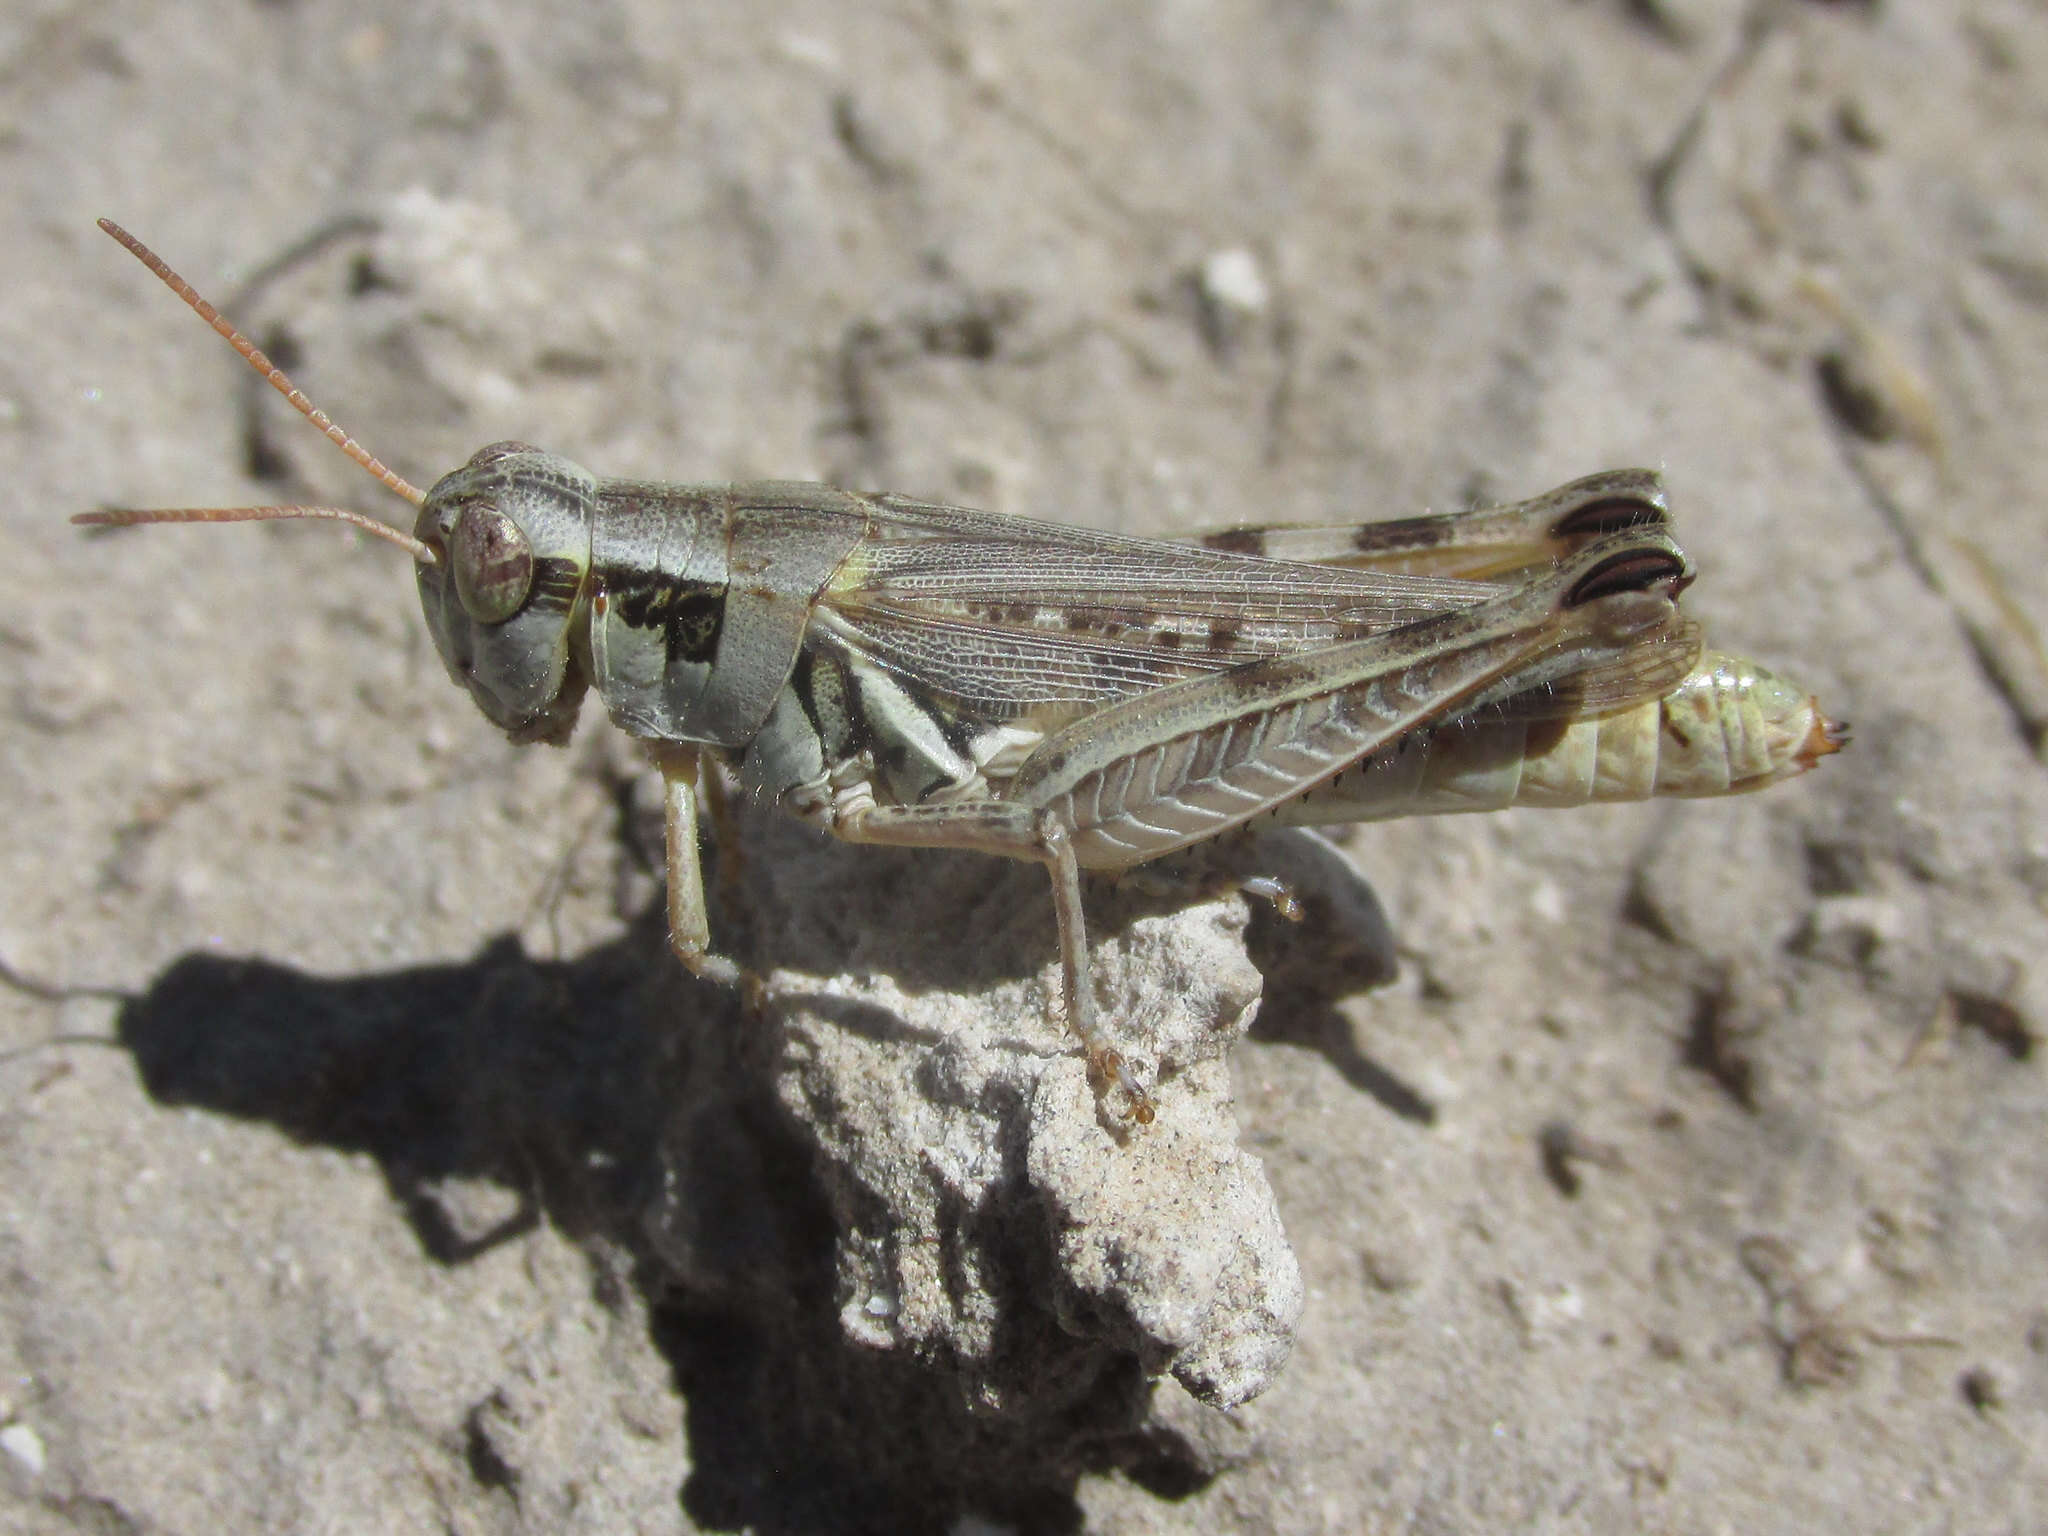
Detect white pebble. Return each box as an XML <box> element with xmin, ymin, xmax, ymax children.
<box><xmin>1199</xmin><ymin>247</ymin><xmax>1270</xmax><ymax>316</ymax></box>
<box><xmin>0</xmin><ymin>1421</ymin><xmax>46</xmax><ymax>1477</ymax></box>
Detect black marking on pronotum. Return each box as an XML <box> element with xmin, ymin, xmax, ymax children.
<box><xmin>664</xmin><ymin>590</ymin><xmax>725</xmax><ymax>667</ymax></box>
<box><xmin>607</xmin><ymin>576</ymin><xmax>727</xmax><ymax>666</ymax></box>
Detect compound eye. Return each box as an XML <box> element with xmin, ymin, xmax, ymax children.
<box><xmin>450</xmin><ymin>502</ymin><xmax>533</xmax><ymax>623</ymax></box>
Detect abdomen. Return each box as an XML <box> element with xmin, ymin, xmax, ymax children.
<box><xmin>1272</xmin><ymin>651</ymin><xmax>1845</xmax><ymax>825</ymax></box>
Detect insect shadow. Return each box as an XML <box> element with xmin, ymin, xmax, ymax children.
<box><xmin>106</xmin><ymin>800</ymin><xmax>1407</xmax><ymax>1533</ymax></box>
<box><xmin>1224</xmin><ymin>830</ymin><xmax>1436</xmax><ymax>1125</ymax></box>
<box><xmin>104</xmin><ymin>896</ymin><xmax>1217</xmax><ymax>1533</ymax></box>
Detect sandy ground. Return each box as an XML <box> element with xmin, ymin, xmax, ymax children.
<box><xmin>3</xmin><ymin>1</ymin><xmax>2045</xmax><ymax>1531</ymax></box>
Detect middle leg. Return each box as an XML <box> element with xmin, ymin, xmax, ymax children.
<box><xmin>833</xmin><ymin>799</ymin><xmax>1155</xmax><ymax>1121</ymax></box>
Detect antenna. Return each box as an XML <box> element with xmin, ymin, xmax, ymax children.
<box><xmin>72</xmin><ymin>219</ymin><xmax>438</xmax><ymax>566</ymax></box>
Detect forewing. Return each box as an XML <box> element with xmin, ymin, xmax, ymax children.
<box><xmin>810</xmin><ymin>605</ymin><xmax>1222</xmax><ymax>718</ymax></box>
<box><xmin>1188</xmin><ymin>469</ymin><xmax>1674</xmax><ymax>582</ymax></box>
<box><xmin>822</xmin><ymin>492</ymin><xmax>1515</xmax><ymax>723</ymax></box>
<box><xmin>847</xmin><ymin>528</ymin><xmax>1507</xmax><ymax>629</ymax></box>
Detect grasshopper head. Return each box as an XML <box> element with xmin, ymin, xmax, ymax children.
<box><xmin>413</xmin><ymin>442</ymin><xmax>598</xmax><ymax>744</ymax></box>
<box><xmin>81</xmin><ymin>224</ymin><xmax>605</xmax><ymax>747</ymax></box>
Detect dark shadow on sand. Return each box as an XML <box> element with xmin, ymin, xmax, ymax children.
<box><xmin>106</xmin><ymin>818</ymin><xmax>1410</xmax><ymax>1532</ymax></box>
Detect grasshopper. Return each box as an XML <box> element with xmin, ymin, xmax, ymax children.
<box><xmin>78</xmin><ymin>220</ymin><xmax>1844</xmax><ymax>1121</ymax></box>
